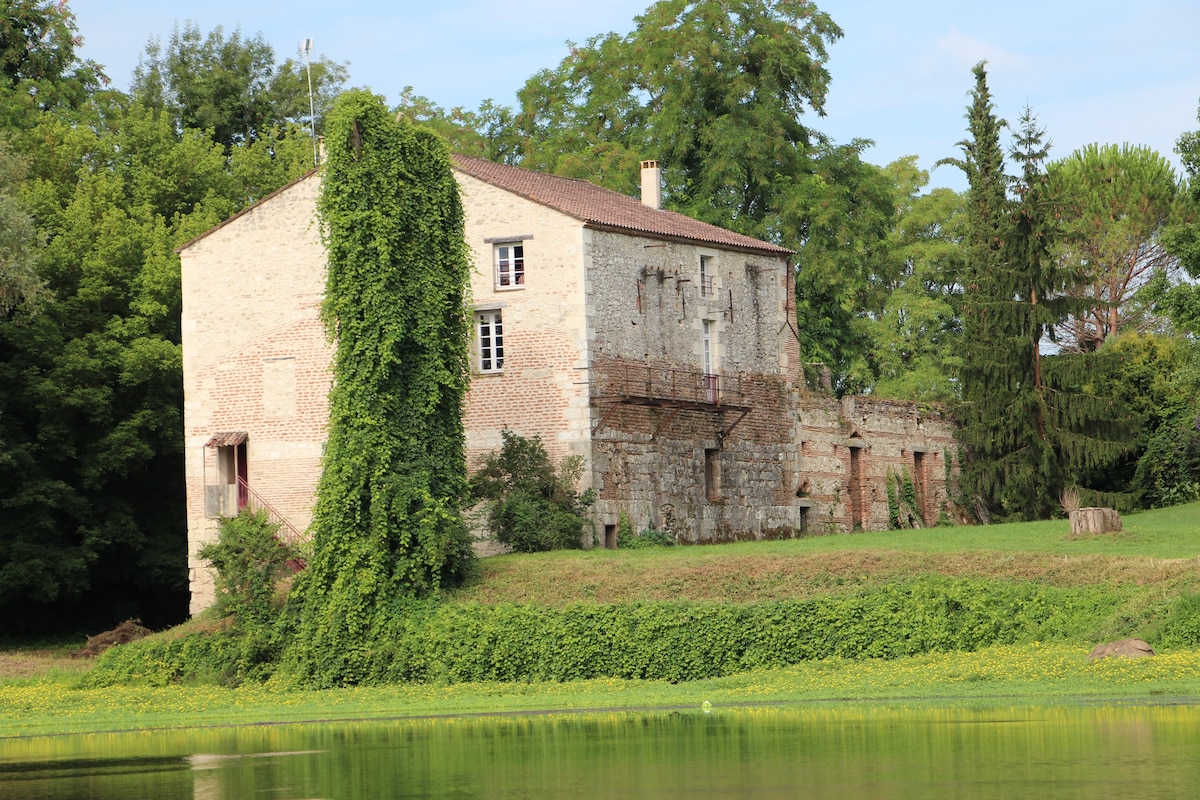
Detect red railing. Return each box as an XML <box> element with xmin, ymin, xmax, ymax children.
<box><xmin>594</xmin><ymin>361</ymin><xmax>744</xmax><ymax>407</ymax></box>
<box><xmin>237</xmin><ymin>476</ymin><xmax>310</xmax><ymax>551</ymax></box>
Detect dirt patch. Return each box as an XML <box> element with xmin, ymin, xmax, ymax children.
<box><xmin>76</xmin><ymin>619</ymin><xmax>152</xmax><ymax>658</ymax></box>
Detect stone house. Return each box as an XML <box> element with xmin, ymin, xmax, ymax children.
<box><xmin>179</xmin><ymin>156</ymin><xmax>956</xmax><ymax>613</ymax></box>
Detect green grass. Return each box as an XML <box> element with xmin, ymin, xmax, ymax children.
<box><xmin>3</xmin><ymin>642</ymin><xmax>1199</xmax><ymax>738</ymax></box>
<box><xmin>451</xmin><ymin>501</ymin><xmax>1200</xmax><ymax>607</ymax></box>
<box><xmin>4</xmin><ymin>502</ymin><xmax>1199</xmax><ymax>738</ymax></box>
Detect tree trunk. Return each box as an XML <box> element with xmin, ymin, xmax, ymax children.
<box><xmin>1069</xmin><ymin>507</ymin><xmax>1122</xmax><ymax>536</ymax></box>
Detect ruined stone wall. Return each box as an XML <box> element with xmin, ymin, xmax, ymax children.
<box><xmin>796</xmin><ymin>395</ymin><xmax>958</xmax><ymax>532</ymax></box>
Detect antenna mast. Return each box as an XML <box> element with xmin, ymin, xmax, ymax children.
<box><xmin>302</xmin><ymin>38</ymin><xmax>318</xmax><ymax>166</ymax></box>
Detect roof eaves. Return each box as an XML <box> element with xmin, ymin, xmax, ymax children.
<box><xmin>582</xmin><ymin>220</ymin><xmax>795</xmax><ymax>257</ymax></box>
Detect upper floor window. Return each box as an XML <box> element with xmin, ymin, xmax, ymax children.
<box><xmin>699</xmin><ymin>254</ymin><xmax>714</xmax><ymax>297</ymax></box>
<box><xmin>495</xmin><ymin>243</ymin><xmax>524</xmax><ymax>289</ymax></box>
<box><xmin>476</xmin><ymin>310</ymin><xmax>504</xmax><ymax>373</ymax></box>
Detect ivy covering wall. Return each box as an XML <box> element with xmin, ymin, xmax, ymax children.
<box><xmin>285</xmin><ymin>90</ymin><xmax>475</xmax><ymax>686</ymax></box>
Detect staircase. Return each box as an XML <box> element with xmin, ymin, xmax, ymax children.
<box><xmin>237</xmin><ymin>476</ymin><xmax>310</xmax><ymax>570</ymax></box>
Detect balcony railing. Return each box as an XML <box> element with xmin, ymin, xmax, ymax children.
<box><xmin>591</xmin><ymin>360</ymin><xmax>754</xmax><ymax>438</ymax></box>
<box><xmin>593</xmin><ymin>362</ymin><xmax>745</xmax><ymax>408</ymax></box>
<box><xmin>236</xmin><ymin>476</ymin><xmax>310</xmax><ymax>552</ymax></box>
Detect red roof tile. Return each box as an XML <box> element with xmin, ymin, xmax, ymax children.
<box><xmin>452</xmin><ymin>155</ymin><xmax>793</xmax><ymax>258</ymax></box>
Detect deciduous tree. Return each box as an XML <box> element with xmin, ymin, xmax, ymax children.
<box><xmin>1048</xmin><ymin>144</ymin><xmax>1180</xmax><ymax>350</ymax></box>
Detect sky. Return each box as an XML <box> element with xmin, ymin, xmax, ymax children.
<box><xmin>73</xmin><ymin>1</ymin><xmax>1200</xmax><ymax>192</ymax></box>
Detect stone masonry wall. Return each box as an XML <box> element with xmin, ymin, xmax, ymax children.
<box><xmin>583</xmin><ymin>228</ymin><xmax>808</xmax><ymax>542</ymax></box>
<box><xmin>796</xmin><ymin>394</ymin><xmax>958</xmax><ymax>532</ymax></box>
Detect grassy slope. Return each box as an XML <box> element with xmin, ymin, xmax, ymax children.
<box><xmin>450</xmin><ymin>502</ymin><xmax>1200</xmax><ymax>607</ymax></box>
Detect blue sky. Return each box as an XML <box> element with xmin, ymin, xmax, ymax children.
<box><xmin>74</xmin><ymin>1</ymin><xmax>1200</xmax><ymax>191</ymax></box>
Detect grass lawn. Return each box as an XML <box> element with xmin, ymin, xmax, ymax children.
<box><xmin>3</xmin><ymin>501</ymin><xmax>1198</xmax><ymax>738</ymax></box>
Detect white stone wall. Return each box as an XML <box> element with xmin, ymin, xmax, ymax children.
<box><xmin>456</xmin><ymin>172</ymin><xmax>592</xmax><ymax>473</ymax></box>
<box><xmin>180</xmin><ymin>174</ymin><xmax>330</xmax><ymax>613</ymax></box>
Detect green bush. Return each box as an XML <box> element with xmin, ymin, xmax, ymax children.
<box><xmin>618</xmin><ymin>527</ymin><xmax>674</xmax><ymax>548</ymax></box>
<box><xmin>80</xmin><ymin>628</ymin><xmax>245</xmax><ymax>688</ymax></box>
<box><xmin>197</xmin><ymin>509</ymin><xmax>297</xmax><ymax>627</ymax></box>
<box><xmin>1134</xmin><ymin>416</ymin><xmax>1200</xmax><ymax>508</ymax></box>
<box><xmin>470</xmin><ymin>430</ymin><xmax>593</xmax><ymax>551</ymax></box>
<box><xmin>82</xmin><ymin>576</ymin><xmax>1128</xmax><ymax>688</ymax></box>
<box><xmin>1151</xmin><ymin>592</ymin><xmax>1200</xmax><ymax>648</ymax></box>
<box><xmin>379</xmin><ymin>577</ymin><xmax>1121</xmax><ymax>684</ymax></box>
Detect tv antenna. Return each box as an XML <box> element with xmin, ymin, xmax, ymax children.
<box><xmin>302</xmin><ymin>38</ymin><xmax>318</xmax><ymax>166</ymax></box>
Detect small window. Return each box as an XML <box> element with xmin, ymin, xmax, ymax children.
<box><xmin>699</xmin><ymin>254</ymin><xmax>714</xmax><ymax>297</ymax></box>
<box><xmin>476</xmin><ymin>311</ymin><xmax>504</xmax><ymax>373</ymax></box>
<box><xmin>495</xmin><ymin>243</ymin><xmax>525</xmax><ymax>289</ymax></box>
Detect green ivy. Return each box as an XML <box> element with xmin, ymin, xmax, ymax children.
<box><xmin>284</xmin><ymin>90</ymin><xmax>475</xmax><ymax>687</ymax></box>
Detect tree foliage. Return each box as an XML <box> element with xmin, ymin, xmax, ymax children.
<box><xmin>944</xmin><ymin>67</ymin><xmax>1133</xmax><ymax>521</ymax></box>
<box><xmin>0</xmin><ymin>135</ymin><xmax>44</xmax><ymax>314</ymax></box>
<box><xmin>131</xmin><ymin>21</ymin><xmax>347</xmax><ymax>151</ymax></box>
<box><xmin>0</xmin><ymin>8</ymin><xmax>320</xmax><ymax>633</ymax></box>
<box><xmin>1047</xmin><ymin>144</ymin><xmax>1180</xmax><ymax>350</ymax></box>
<box><xmin>868</xmin><ymin>158</ymin><xmax>965</xmax><ymax>401</ymax></box>
<box><xmin>286</xmin><ymin>90</ymin><xmax>474</xmax><ymax>686</ymax></box>
<box><xmin>0</xmin><ymin>0</ymin><xmax>102</xmax><ymax>126</ymax></box>
<box><xmin>512</xmin><ymin>0</ymin><xmax>841</xmax><ymax>236</ymax></box>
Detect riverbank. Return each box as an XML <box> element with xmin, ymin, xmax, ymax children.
<box><xmin>5</xmin><ymin>502</ymin><xmax>1199</xmax><ymax>737</ymax></box>
<box><xmin>3</xmin><ymin>641</ymin><xmax>1200</xmax><ymax>738</ymax></box>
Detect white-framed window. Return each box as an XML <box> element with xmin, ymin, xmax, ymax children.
<box><xmin>494</xmin><ymin>243</ymin><xmax>525</xmax><ymax>289</ymax></box>
<box><xmin>476</xmin><ymin>310</ymin><xmax>504</xmax><ymax>373</ymax></box>
<box><xmin>699</xmin><ymin>254</ymin><xmax>714</xmax><ymax>297</ymax></box>
<box><xmin>702</xmin><ymin>319</ymin><xmax>719</xmax><ymax>403</ymax></box>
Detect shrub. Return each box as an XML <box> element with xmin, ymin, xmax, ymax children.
<box><xmin>1133</xmin><ymin>416</ymin><xmax>1200</xmax><ymax>508</ymax></box>
<box><xmin>197</xmin><ymin>509</ymin><xmax>297</xmax><ymax>627</ymax></box>
<box><xmin>618</xmin><ymin>525</ymin><xmax>674</xmax><ymax>549</ymax></box>
<box><xmin>470</xmin><ymin>430</ymin><xmax>593</xmax><ymax>551</ymax></box>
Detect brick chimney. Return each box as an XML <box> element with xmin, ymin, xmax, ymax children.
<box><xmin>640</xmin><ymin>160</ymin><xmax>662</xmax><ymax>210</ymax></box>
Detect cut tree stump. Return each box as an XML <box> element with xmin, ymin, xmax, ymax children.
<box><xmin>1069</xmin><ymin>507</ymin><xmax>1122</xmax><ymax>537</ymax></box>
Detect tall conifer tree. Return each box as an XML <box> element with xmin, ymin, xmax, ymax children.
<box><xmin>947</xmin><ymin>65</ymin><xmax>1133</xmax><ymax>521</ymax></box>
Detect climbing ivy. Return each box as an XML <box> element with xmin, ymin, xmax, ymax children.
<box><xmin>285</xmin><ymin>90</ymin><xmax>475</xmax><ymax>686</ymax></box>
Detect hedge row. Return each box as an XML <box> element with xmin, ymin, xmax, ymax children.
<box><xmin>381</xmin><ymin>577</ymin><xmax>1117</xmax><ymax>683</ymax></box>
<box><xmin>85</xmin><ymin>577</ymin><xmax>1127</xmax><ymax>687</ymax></box>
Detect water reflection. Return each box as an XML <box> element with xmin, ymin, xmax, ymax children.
<box><xmin>1</xmin><ymin>704</ymin><xmax>1198</xmax><ymax>799</ymax></box>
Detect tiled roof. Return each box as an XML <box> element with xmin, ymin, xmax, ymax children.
<box><xmin>452</xmin><ymin>155</ymin><xmax>793</xmax><ymax>258</ymax></box>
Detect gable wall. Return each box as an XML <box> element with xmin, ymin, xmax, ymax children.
<box><xmin>180</xmin><ymin>175</ymin><xmax>330</xmax><ymax>613</ymax></box>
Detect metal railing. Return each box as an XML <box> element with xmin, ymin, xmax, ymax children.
<box><xmin>594</xmin><ymin>361</ymin><xmax>745</xmax><ymax>407</ymax></box>
<box><xmin>237</xmin><ymin>476</ymin><xmax>311</xmax><ymax>551</ymax></box>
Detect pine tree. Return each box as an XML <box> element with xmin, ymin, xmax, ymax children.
<box><xmin>945</xmin><ymin>65</ymin><xmax>1133</xmax><ymax>521</ymax></box>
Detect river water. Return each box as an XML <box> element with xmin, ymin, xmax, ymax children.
<box><xmin>2</xmin><ymin>703</ymin><xmax>1199</xmax><ymax>798</ymax></box>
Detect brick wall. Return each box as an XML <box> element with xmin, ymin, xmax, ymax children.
<box><xmin>180</xmin><ymin>174</ymin><xmax>330</xmax><ymax>613</ymax></box>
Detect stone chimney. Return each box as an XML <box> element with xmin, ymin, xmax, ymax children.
<box><xmin>640</xmin><ymin>160</ymin><xmax>662</xmax><ymax>210</ymax></box>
